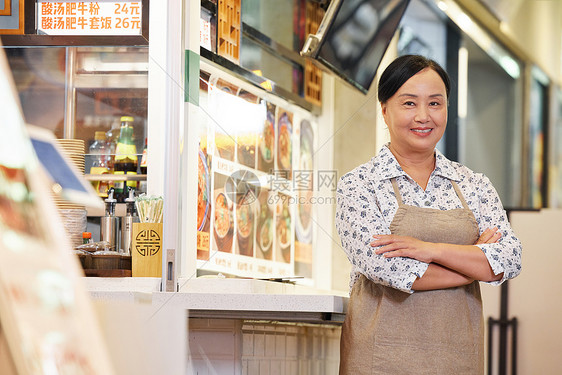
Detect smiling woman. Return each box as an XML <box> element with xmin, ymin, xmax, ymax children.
<box><xmin>335</xmin><ymin>55</ymin><xmax>522</xmax><ymax>375</ymax></box>
<box><xmin>381</xmin><ymin>68</ymin><xmax>448</xmax><ymax>188</ymax></box>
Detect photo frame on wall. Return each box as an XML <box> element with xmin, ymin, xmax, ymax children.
<box><xmin>0</xmin><ymin>0</ymin><xmax>24</xmax><ymax>35</ymax></box>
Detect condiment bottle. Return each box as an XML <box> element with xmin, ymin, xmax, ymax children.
<box><xmin>100</xmin><ymin>188</ymin><xmax>120</xmax><ymax>252</ymax></box>
<box><xmin>121</xmin><ymin>187</ymin><xmax>136</xmax><ymax>255</ymax></box>
<box><xmin>114</xmin><ymin>116</ymin><xmax>138</xmax><ymax>200</ymax></box>
<box><xmin>105</xmin><ymin>118</ymin><xmax>121</xmax><ymax>171</ymax></box>
<box><xmin>82</xmin><ymin>232</ymin><xmax>92</xmax><ymax>244</ymax></box>
<box><xmin>89</xmin><ymin>131</ymin><xmax>111</xmax><ymax>197</ymax></box>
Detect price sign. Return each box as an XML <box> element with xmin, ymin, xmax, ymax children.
<box><xmin>37</xmin><ymin>0</ymin><xmax>142</xmax><ymax>36</ymax></box>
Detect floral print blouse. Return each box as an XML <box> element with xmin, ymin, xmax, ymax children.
<box><xmin>336</xmin><ymin>144</ymin><xmax>522</xmax><ymax>293</ymax></box>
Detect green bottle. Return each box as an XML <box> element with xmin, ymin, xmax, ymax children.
<box><xmin>113</xmin><ymin>116</ymin><xmax>138</xmax><ymax>198</ymax></box>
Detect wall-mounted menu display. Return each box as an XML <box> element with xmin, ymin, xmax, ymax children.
<box><xmin>196</xmin><ymin>73</ymin><xmax>316</xmax><ymax>280</ymax></box>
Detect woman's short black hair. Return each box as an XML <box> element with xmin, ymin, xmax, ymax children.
<box><xmin>377</xmin><ymin>55</ymin><xmax>450</xmax><ymax>103</ymax></box>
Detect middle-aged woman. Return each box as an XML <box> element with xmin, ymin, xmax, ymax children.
<box><xmin>335</xmin><ymin>55</ymin><xmax>522</xmax><ymax>375</ymax></box>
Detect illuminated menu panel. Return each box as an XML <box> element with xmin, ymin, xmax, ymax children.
<box><xmin>37</xmin><ymin>0</ymin><xmax>142</xmax><ymax>36</ymax></box>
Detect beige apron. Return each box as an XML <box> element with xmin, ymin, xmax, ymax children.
<box><xmin>339</xmin><ymin>178</ymin><xmax>484</xmax><ymax>375</ymax></box>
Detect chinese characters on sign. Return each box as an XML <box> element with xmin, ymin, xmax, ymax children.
<box><xmin>37</xmin><ymin>1</ymin><xmax>142</xmax><ymax>36</ymax></box>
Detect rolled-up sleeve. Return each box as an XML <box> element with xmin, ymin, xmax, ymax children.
<box><xmin>335</xmin><ymin>172</ymin><xmax>429</xmax><ymax>293</ymax></box>
<box><xmin>473</xmin><ymin>174</ymin><xmax>522</xmax><ymax>284</ymax></box>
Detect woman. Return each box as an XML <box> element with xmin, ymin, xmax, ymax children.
<box><xmin>335</xmin><ymin>55</ymin><xmax>522</xmax><ymax>375</ymax></box>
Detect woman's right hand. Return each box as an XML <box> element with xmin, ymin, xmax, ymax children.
<box><xmin>475</xmin><ymin>227</ymin><xmax>502</xmax><ymax>245</ymax></box>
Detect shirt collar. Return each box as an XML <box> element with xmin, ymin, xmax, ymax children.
<box><xmin>371</xmin><ymin>144</ymin><xmax>460</xmax><ymax>182</ymax></box>
<box><xmin>433</xmin><ymin>148</ymin><xmax>460</xmax><ymax>181</ymax></box>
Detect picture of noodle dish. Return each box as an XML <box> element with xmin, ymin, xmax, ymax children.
<box><xmin>259</xmin><ymin>217</ymin><xmax>273</xmax><ymax>254</ymax></box>
<box><xmin>299</xmin><ymin>119</ymin><xmax>314</xmax><ymax>174</ymax></box>
<box><xmin>236</xmin><ymin>192</ymin><xmax>254</xmax><ymax>257</ymax></box>
<box><xmin>296</xmin><ymin>119</ymin><xmax>314</xmax><ymax>243</ymax></box>
<box><xmin>214</xmin><ymin>192</ymin><xmax>231</xmax><ymax>239</ymax></box>
<box><xmin>276</xmin><ymin>204</ymin><xmax>291</xmax><ymax>263</ymax></box>
<box><xmin>197</xmin><ymin>151</ymin><xmax>210</xmax><ymax>231</ymax></box>
<box><xmin>277</xmin><ymin>112</ymin><xmax>292</xmax><ymax>171</ymax></box>
<box><xmin>259</xmin><ymin>111</ymin><xmax>275</xmax><ymax>163</ymax></box>
<box><xmin>236</xmin><ymin>194</ymin><xmax>253</xmax><ymax>239</ymax></box>
<box><xmin>296</xmin><ymin>189</ymin><xmax>313</xmax><ymax>243</ymax></box>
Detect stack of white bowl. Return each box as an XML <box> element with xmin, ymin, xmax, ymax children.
<box><xmin>55</xmin><ymin>139</ymin><xmax>87</xmax><ymax>249</ymax></box>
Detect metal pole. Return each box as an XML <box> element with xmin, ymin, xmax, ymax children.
<box><xmin>64</xmin><ymin>47</ymin><xmax>76</xmax><ymax>139</ymax></box>
<box><xmin>161</xmin><ymin>0</ymin><xmax>183</xmax><ymax>292</ymax></box>
<box><xmin>498</xmin><ymin>281</ymin><xmax>509</xmax><ymax>375</ymax></box>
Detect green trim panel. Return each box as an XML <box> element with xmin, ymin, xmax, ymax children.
<box><xmin>185</xmin><ymin>49</ymin><xmax>200</xmax><ymax>105</ymax></box>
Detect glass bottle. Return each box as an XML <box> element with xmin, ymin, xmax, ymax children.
<box><xmin>140</xmin><ymin>138</ymin><xmax>147</xmax><ymax>174</ymax></box>
<box><xmin>113</xmin><ymin>116</ymin><xmax>138</xmax><ymax>200</ymax></box>
<box><xmin>89</xmin><ymin>131</ymin><xmax>111</xmax><ymax>197</ymax></box>
<box><xmin>82</xmin><ymin>232</ymin><xmax>92</xmax><ymax>244</ymax></box>
<box><xmin>105</xmin><ymin>118</ymin><xmax>121</xmax><ymax>169</ymax></box>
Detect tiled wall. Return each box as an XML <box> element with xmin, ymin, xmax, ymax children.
<box><xmin>188</xmin><ymin>318</ymin><xmax>341</xmax><ymax>375</ymax></box>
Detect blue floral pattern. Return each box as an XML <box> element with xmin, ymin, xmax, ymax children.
<box><xmin>336</xmin><ymin>144</ymin><xmax>522</xmax><ymax>293</ymax></box>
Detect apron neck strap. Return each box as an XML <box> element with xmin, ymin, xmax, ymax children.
<box><xmin>451</xmin><ymin>181</ymin><xmax>470</xmax><ymax>210</ymax></box>
<box><xmin>391</xmin><ymin>178</ymin><xmax>470</xmax><ymax>210</ymax></box>
<box><xmin>391</xmin><ymin>178</ymin><xmax>403</xmax><ymax>205</ymax></box>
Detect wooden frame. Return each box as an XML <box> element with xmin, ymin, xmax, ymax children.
<box><xmin>0</xmin><ymin>0</ymin><xmax>24</xmax><ymax>35</ymax></box>
<box><xmin>0</xmin><ymin>0</ymin><xmax>12</xmax><ymax>16</ymax></box>
<box><xmin>1</xmin><ymin>0</ymin><xmax>149</xmax><ymax>45</ymax></box>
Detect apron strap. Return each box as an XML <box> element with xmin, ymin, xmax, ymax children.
<box><xmin>451</xmin><ymin>181</ymin><xmax>470</xmax><ymax>210</ymax></box>
<box><xmin>391</xmin><ymin>178</ymin><xmax>403</xmax><ymax>205</ymax></box>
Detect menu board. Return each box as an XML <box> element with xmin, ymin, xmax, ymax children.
<box><xmin>197</xmin><ymin>76</ymin><xmax>317</xmax><ymax>279</ymax></box>
<box><xmin>37</xmin><ymin>0</ymin><xmax>142</xmax><ymax>36</ymax></box>
<box><xmin>0</xmin><ymin>47</ymin><xmax>115</xmax><ymax>374</ymax></box>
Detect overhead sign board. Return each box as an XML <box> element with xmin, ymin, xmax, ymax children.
<box><xmin>37</xmin><ymin>0</ymin><xmax>142</xmax><ymax>36</ymax></box>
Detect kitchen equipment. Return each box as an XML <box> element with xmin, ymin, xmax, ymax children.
<box><xmin>100</xmin><ymin>188</ymin><xmax>120</xmax><ymax>251</ymax></box>
<box><xmin>121</xmin><ymin>187</ymin><xmax>137</xmax><ymax>255</ymax></box>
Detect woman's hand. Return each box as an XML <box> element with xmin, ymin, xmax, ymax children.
<box><xmin>370</xmin><ymin>235</ymin><xmax>436</xmax><ymax>263</ymax></box>
<box><xmin>475</xmin><ymin>227</ymin><xmax>502</xmax><ymax>245</ymax></box>
<box><xmin>371</xmin><ymin>227</ymin><xmax>501</xmax><ymax>265</ymax></box>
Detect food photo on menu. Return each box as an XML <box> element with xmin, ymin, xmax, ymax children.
<box><xmin>210</xmin><ymin>80</ymin><xmax>239</xmax><ymax>162</ymax></box>
<box><xmin>212</xmin><ymin>173</ymin><xmax>234</xmax><ymax>253</ymax></box>
<box><xmin>276</xmin><ymin>108</ymin><xmax>293</xmax><ymax>179</ymax></box>
<box><xmin>236</xmin><ymin>89</ymin><xmax>260</xmax><ymax>170</ymax></box>
<box><xmin>255</xmin><ymin>188</ymin><xmax>274</xmax><ymax>261</ymax></box>
<box><xmin>295</xmin><ymin>119</ymin><xmax>315</xmax><ymax>277</ymax></box>
<box><xmin>197</xmin><ymin>144</ymin><xmax>212</xmax><ymax>260</ymax></box>
<box><xmin>258</xmin><ymin>101</ymin><xmax>276</xmax><ymax>173</ymax></box>
<box><xmin>274</xmin><ymin>193</ymin><xmax>292</xmax><ymax>264</ymax></box>
<box><xmin>235</xmin><ymin>191</ymin><xmax>256</xmax><ymax>257</ymax></box>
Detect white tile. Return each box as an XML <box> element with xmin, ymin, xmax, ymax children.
<box><xmin>260</xmin><ymin>360</ymin><xmax>270</xmax><ymax>375</ymax></box>
<box><xmin>265</xmin><ymin>333</ymin><xmax>276</xmax><ymax>357</ymax></box>
<box><xmin>286</xmin><ymin>334</ymin><xmax>298</xmax><ymax>358</ymax></box>
<box><xmin>270</xmin><ymin>360</ymin><xmax>283</xmax><ymax>375</ymax></box>
<box><xmin>275</xmin><ymin>334</ymin><xmax>286</xmax><ymax>357</ymax></box>
<box><xmin>299</xmin><ymin>359</ymin><xmax>310</xmax><ymax>375</ymax></box>
<box><xmin>254</xmin><ymin>332</ymin><xmax>265</xmax><ymax>357</ymax></box>
<box><xmin>188</xmin><ymin>331</ymin><xmax>236</xmax><ymax>358</ymax></box>
<box><xmin>247</xmin><ymin>360</ymin><xmax>260</xmax><ymax>375</ymax></box>
<box><xmin>286</xmin><ymin>360</ymin><xmax>298</xmax><ymax>374</ymax></box>
<box><xmin>326</xmin><ymin>361</ymin><xmax>339</xmax><ymax>375</ymax></box>
<box><xmin>242</xmin><ymin>332</ymin><xmax>254</xmax><ymax>356</ymax></box>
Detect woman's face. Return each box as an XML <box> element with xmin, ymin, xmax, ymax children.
<box><xmin>381</xmin><ymin>68</ymin><xmax>448</xmax><ymax>156</ymax></box>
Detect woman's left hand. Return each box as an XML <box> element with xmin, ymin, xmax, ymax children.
<box><xmin>371</xmin><ymin>235</ymin><xmax>436</xmax><ymax>263</ymax></box>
